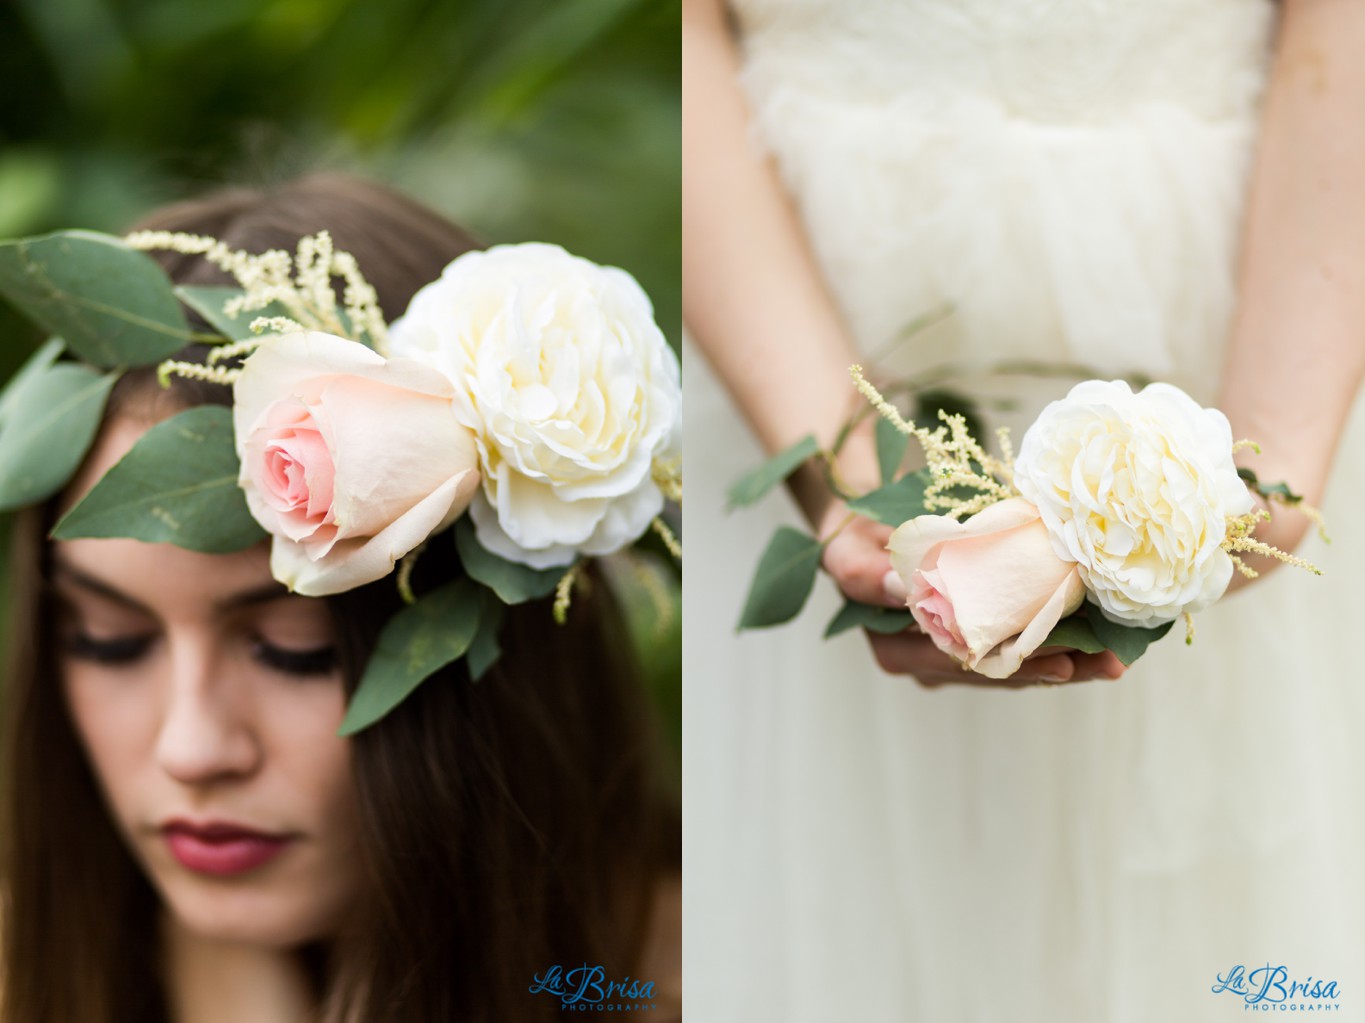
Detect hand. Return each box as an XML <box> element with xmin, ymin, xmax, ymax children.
<box><xmin>818</xmin><ymin>503</ymin><xmax>1127</xmax><ymax>688</ymax></box>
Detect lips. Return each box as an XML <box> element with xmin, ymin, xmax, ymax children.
<box><xmin>161</xmin><ymin>819</ymin><xmax>295</xmax><ymax>876</ymax></box>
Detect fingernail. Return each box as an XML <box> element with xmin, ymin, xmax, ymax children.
<box><xmin>1040</xmin><ymin>674</ymin><xmax>1068</xmax><ymax>684</ymax></box>
<box><xmin>883</xmin><ymin>569</ymin><xmax>909</xmax><ymax>603</ymax></box>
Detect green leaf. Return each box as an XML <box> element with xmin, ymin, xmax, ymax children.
<box><xmin>454</xmin><ymin>517</ymin><xmax>562</xmax><ymax>603</ymax></box>
<box><xmin>825</xmin><ymin>600</ymin><xmax>914</xmax><ymax>638</ymax></box>
<box><xmin>0</xmin><ymin>362</ymin><xmax>117</xmax><ymax>511</ymax></box>
<box><xmin>875</xmin><ymin>415</ymin><xmax>910</xmax><ymax>484</ymax></box>
<box><xmin>1084</xmin><ymin>602</ymin><xmax>1174</xmax><ymax>665</ymax></box>
<box><xmin>0</xmin><ymin>337</ymin><xmax>63</xmax><ymax>428</ymax></box>
<box><xmin>738</xmin><ymin>526</ymin><xmax>824</xmax><ymax>630</ymax></box>
<box><xmin>1237</xmin><ymin>466</ymin><xmax>1302</xmax><ymax>505</ymax></box>
<box><xmin>176</xmin><ymin>285</ymin><xmax>357</xmax><ymax>345</ymax></box>
<box><xmin>1041</xmin><ymin>614</ymin><xmax>1107</xmax><ymax>655</ymax></box>
<box><xmin>0</xmin><ymin>231</ymin><xmax>189</xmax><ymax>367</ymax></box>
<box><xmin>727</xmin><ymin>434</ymin><xmax>818</xmax><ymax>509</ymax></box>
<box><xmin>51</xmin><ymin>405</ymin><xmax>267</xmax><ymax>552</ymax></box>
<box><xmin>468</xmin><ymin>591</ymin><xmax>506</xmax><ymax>682</ymax></box>
<box><xmin>340</xmin><ymin>577</ymin><xmax>483</xmax><ymax>735</ymax></box>
<box><xmin>846</xmin><ymin>469</ymin><xmax>932</xmax><ymax>526</ymax></box>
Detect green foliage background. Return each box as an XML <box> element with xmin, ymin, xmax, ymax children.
<box><xmin>0</xmin><ymin>0</ymin><xmax>681</xmax><ymax>749</ymax></box>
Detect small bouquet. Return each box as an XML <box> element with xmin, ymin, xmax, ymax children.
<box><xmin>735</xmin><ymin>366</ymin><xmax>1322</xmax><ymax>677</ymax></box>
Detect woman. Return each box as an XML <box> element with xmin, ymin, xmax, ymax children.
<box><xmin>1</xmin><ymin>175</ymin><xmax>681</xmax><ymax>1023</ymax></box>
<box><xmin>685</xmin><ymin>0</ymin><xmax>1364</xmax><ymax>1020</ymax></box>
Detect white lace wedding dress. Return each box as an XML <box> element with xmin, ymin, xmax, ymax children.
<box><xmin>685</xmin><ymin>2</ymin><xmax>1365</xmax><ymax>1020</ymax></box>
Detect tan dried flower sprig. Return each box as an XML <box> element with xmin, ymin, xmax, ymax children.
<box><xmin>850</xmin><ymin>364</ymin><xmax>1019</xmax><ymax>518</ymax></box>
<box><xmin>124</xmin><ymin>229</ymin><xmax>389</xmax><ymax>388</ymax></box>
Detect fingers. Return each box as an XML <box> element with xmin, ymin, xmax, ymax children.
<box><xmin>866</xmin><ymin>633</ymin><xmax>1126</xmax><ymax>689</ymax></box>
<box><xmin>822</xmin><ymin>518</ymin><xmax>902</xmax><ymax>607</ymax></box>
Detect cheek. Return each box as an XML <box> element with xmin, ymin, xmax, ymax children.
<box><xmin>260</xmin><ymin>681</ymin><xmax>358</xmax><ymax>835</ymax></box>
<box><xmin>61</xmin><ymin>667</ymin><xmax>161</xmax><ymax>816</ymax></box>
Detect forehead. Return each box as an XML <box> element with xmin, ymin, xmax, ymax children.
<box><xmin>53</xmin><ymin>413</ymin><xmax>280</xmax><ymax>616</ymax></box>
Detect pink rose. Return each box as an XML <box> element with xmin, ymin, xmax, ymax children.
<box><xmin>233</xmin><ymin>332</ymin><xmax>480</xmax><ymax>596</ymax></box>
<box><xmin>886</xmin><ymin>497</ymin><xmax>1085</xmax><ymax>678</ymax></box>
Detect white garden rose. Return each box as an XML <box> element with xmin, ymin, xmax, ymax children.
<box><xmin>1013</xmin><ymin>380</ymin><xmax>1254</xmax><ymax>627</ymax></box>
<box><xmin>388</xmin><ymin>243</ymin><xmax>681</xmax><ymax>568</ymax></box>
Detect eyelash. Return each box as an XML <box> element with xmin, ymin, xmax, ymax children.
<box><xmin>249</xmin><ymin>640</ymin><xmax>338</xmax><ymax>677</ymax></box>
<box><xmin>62</xmin><ymin>632</ymin><xmax>338</xmax><ymax>678</ymax></box>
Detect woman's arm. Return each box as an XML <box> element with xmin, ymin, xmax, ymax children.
<box><xmin>1220</xmin><ymin>0</ymin><xmax>1365</xmax><ymax>585</ymax></box>
<box><xmin>682</xmin><ymin>0</ymin><xmax>877</xmax><ymax>526</ymax></box>
<box><xmin>682</xmin><ymin>0</ymin><xmax>1122</xmax><ymax>684</ymax></box>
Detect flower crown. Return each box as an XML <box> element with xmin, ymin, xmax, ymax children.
<box><xmin>0</xmin><ymin>228</ymin><xmax>682</xmax><ymax>732</ymax></box>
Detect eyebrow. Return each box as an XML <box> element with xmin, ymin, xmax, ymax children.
<box><xmin>49</xmin><ymin>559</ymin><xmax>294</xmax><ymax>617</ymax></box>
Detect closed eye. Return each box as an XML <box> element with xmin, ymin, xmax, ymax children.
<box><xmin>63</xmin><ymin>632</ymin><xmax>155</xmax><ymax>666</ymax></box>
<box><xmin>251</xmin><ymin>640</ymin><xmax>338</xmax><ymax>678</ymax></box>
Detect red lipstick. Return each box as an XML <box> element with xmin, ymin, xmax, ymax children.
<box><xmin>161</xmin><ymin>820</ymin><xmax>294</xmax><ymax>876</ymax></box>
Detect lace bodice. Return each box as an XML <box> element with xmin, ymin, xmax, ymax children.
<box><xmin>730</xmin><ymin>0</ymin><xmax>1274</xmax><ymax>124</ymax></box>
<box><xmin>725</xmin><ymin>0</ymin><xmax>1278</xmax><ymax>393</ymax></box>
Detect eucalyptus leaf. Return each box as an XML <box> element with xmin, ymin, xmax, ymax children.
<box><xmin>176</xmin><ymin>285</ymin><xmax>356</xmax><ymax>345</ymax></box>
<box><xmin>727</xmin><ymin>434</ymin><xmax>819</xmax><ymax>509</ymax></box>
<box><xmin>738</xmin><ymin>526</ymin><xmax>823</xmax><ymax>630</ymax></box>
<box><xmin>454</xmin><ymin>517</ymin><xmax>562</xmax><ymax>603</ymax></box>
<box><xmin>339</xmin><ymin>577</ymin><xmax>483</xmax><ymax>735</ymax></box>
<box><xmin>875</xmin><ymin>415</ymin><xmax>910</xmax><ymax>484</ymax></box>
<box><xmin>825</xmin><ymin>600</ymin><xmax>914</xmax><ymax>638</ymax></box>
<box><xmin>468</xmin><ymin>591</ymin><xmax>506</xmax><ymax>682</ymax></box>
<box><xmin>1041</xmin><ymin>615</ymin><xmax>1107</xmax><ymax>655</ymax></box>
<box><xmin>0</xmin><ymin>362</ymin><xmax>117</xmax><ymax>510</ymax></box>
<box><xmin>1236</xmin><ymin>466</ymin><xmax>1302</xmax><ymax>505</ymax></box>
<box><xmin>1084</xmin><ymin>602</ymin><xmax>1174</xmax><ymax>665</ymax></box>
<box><xmin>176</xmin><ymin>286</ymin><xmax>281</xmax><ymax>341</ymax></box>
<box><xmin>0</xmin><ymin>337</ymin><xmax>63</xmax><ymax>428</ymax></box>
<box><xmin>846</xmin><ymin>469</ymin><xmax>931</xmax><ymax>526</ymax></box>
<box><xmin>51</xmin><ymin>405</ymin><xmax>267</xmax><ymax>552</ymax></box>
<box><xmin>0</xmin><ymin>231</ymin><xmax>189</xmax><ymax>367</ymax></box>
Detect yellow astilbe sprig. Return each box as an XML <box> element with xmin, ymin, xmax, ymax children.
<box><xmin>124</xmin><ymin>229</ymin><xmax>390</xmax><ymax>354</ymax></box>
<box><xmin>849</xmin><ymin>364</ymin><xmax>1018</xmax><ymax>518</ymax></box>
<box><xmin>205</xmin><ymin>338</ymin><xmax>267</xmax><ymax>365</ymax></box>
<box><xmin>553</xmin><ymin>563</ymin><xmax>583</xmax><ymax>625</ymax></box>
<box><xmin>652</xmin><ymin>456</ymin><xmax>683</xmax><ymax>504</ymax></box>
<box><xmin>1221</xmin><ymin>508</ymin><xmax>1322</xmax><ymax>579</ymax></box>
<box><xmin>156</xmin><ymin>361</ymin><xmax>241</xmax><ymax>389</ymax></box>
<box><xmin>651</xmin><ymin>517</ymin><xmax>682</xmax><ymax>561</ymax></box>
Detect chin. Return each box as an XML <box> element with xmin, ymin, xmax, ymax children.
<box><xmin>158</xmin><ymin>874</ymin><xmax>352</xmax><ymax>949</ymax></box>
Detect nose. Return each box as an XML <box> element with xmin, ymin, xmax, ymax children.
<box><xmin>154</xmin><ymin>637</ymin><xmax>262</xmax><ymax>785</ymax></box>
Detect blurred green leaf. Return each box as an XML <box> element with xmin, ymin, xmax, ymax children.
<box><xmin>0</xmin><ymin>337</ymin><xmax>63</xmax><ymax>428</ymax></box>
<box><xmin>467</xmin><ymin>590</ymin><xmax>505</xmax><ymax>682</ymax></box>
<box><xmin>0</xmin><ymin>361</ymin><xmax>115</xmax><ymax>510</ymax></box>
<box><xmin>876</xmin><ymin>415</ymin><xmax>909</xmax><ymax>484</ymax></box>
<box><xmin>1042</xmin><ymin>615</ymin><xmax>1107</xmax><ymax>655</ymax></box>
<box><xmin>738</xmin><ymin>527</ymin><xmax>823</xmax><ymax>630</ymax></box>
<box><xmin>825</xmin><ymin>601</ymin><xmax>914</xmax><ymax>638</ymax></box>
<box><xmin>1084</xmin><ymin>602</ymin><xmax>1173</xmax><ymax>665</ymax></box>
<box><xmin>454</xmin><ymin>516</ymin><xmax>562</xmax><ymax>604</ymax></box>
<box><xmin>728</xmin><ymin>435</ymin><xmax>818</xmax><ymax>509</ymax></box>
<box><xmin>340</xmin><ymin>577</ymin><xmax>482</xmax><ymax>735</ymax></box>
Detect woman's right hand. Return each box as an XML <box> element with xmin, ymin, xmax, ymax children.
<box><xmin>818</xmin><ymin>502</ymin><xmax>1126</xmax><ymax>688</ymax></box>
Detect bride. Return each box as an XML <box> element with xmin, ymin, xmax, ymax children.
<box><xmin>684</xmin><ymin>1</ymin><xmax>1365</xmax><ymax>1020</ymax></box>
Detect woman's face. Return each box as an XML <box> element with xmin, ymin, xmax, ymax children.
<box><xmin>53</xmin><ymin>413</ymin><xmax>364</xmax><ymax>949</ymax></box>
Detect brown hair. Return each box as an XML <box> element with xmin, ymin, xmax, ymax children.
<box><xmin>0</xmin><ymin>175</ymin><xmax>680</xmax><ymax>1023</ymax></box>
